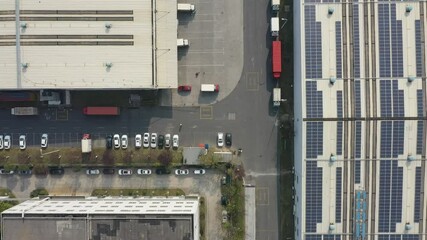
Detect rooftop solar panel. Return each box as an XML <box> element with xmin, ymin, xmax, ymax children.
<box><xmin>414</xmin><ymin>167</ymin><xmax>422</xmax><ymax>222</ymax></box>
<box><xmin>355</xmin><ymin>121</ymin><xmax>362</xmax><ymax>183</ymax></box>
<box><xmin>353</xmin><ymin>4</ymin><xmax>360</xmax><ymax>78</ymax></box>
<box><xmin>415</xmin><ymin>20</ymin><xmax>422</xmax><ymax>77</ymax></box>
<box><xmin>306</xmin><ymin>122</ymin><xmax>324</xmax><ymax>158</ymax></box>
<box><xmin>336</xmin><ymin>22</ymin><xmax>342</xmax><ymax>79</ymax></box>
<box><xmin>305</xmin><ymin>161</ymin><xmax>323</xmax><ymax>232</ymax></box>
<box><xmin>305</xmin><ymin>6</ymin><xmax>322</xmax><ymax>79</ymax></box>
<box><xmin>335</xmin><ymin>167</ymin><xmax>342</xmax><ymax>223</ymax></box>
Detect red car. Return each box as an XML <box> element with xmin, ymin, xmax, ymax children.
<box><xmin>178</xmin><ymin>85</ymin><xmax>192</xmax><ymax>92</ymax></box>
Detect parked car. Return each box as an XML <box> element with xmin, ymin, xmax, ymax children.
<box><xmin>0</xmin><ymin>135</ymin><xmax>3</xmax><ymax>149</ymax></box>
<box><xmin>103</xmin><ymin>168</ymin><xmax>115</xmax><ymax>175</ymax></box>
<box><xmin>155</xmin><ymin>168</ymin><xmax>171</xmax><ymax>175</ymax></box>
<box><xmin>19</xmin><ymin>135</ymin><xmax>26</xmax><ymax>150</ymax></box>
<box><xmin>135</xmin><ymin>134</ymin><xmax>142</xmax><ymax>148</ymax></box>
<box><xmin>49</xmin><ymin>167</ymin><xmax>65</xmax><ymax>175</ymax></box>
<box><xmin>158</xmin><ymin>135</ymin><xmax>164</xmax><ymax>148</ymax></box>
<box><xmin>86</xmin><ymin>169</ymin><xmax>100</xmax><ymax>175</ymax></box>
<box><xmin>178</xmin><ymin>85</ymin><xmax>192</xmax><ymax>92</ymax></box>
<box><xmin>4</xmin><ymin>135</ymin><xmax>11</xmax><ymax>150</ymax></box>
<box><xmin>106</xmin><ymin>135</ymin><xmax>113</xmax><ymax>149</ymax></box>
<box><xmin>143</xmin><ymin>133</ymin><xmax>150</xmax><ymax>148</ymax></box>
<box><xmin>41</xmin><ymin>133</ymin><xmax>48</xmax><ymax>148</ymax></box>
<box><xmin>225</xmin><ymin>133</ymin><xmax>232</xmax><ymax>146</ymax></box>
<box><xmin>118</xmin><ymin>169</ymin><xmax>132</xmax><ymax>175</ymax></box>
<box><xmin>137</xmin><ymin>169</ymin><xmax>152</xmax><ymax>175</ymax></box>
<box><xmin>175</xmin><ymin>169</ymin><xmax>189</xmax><ymax>175</ymax></box>
<box><xmin>217</xmin><ymin>132</ymin><xmax>224</xmax><ymax>147</ymax></box>
<box><xmin>172</xmin><ymin>134</ymin><xmax>179</xmax><ymax>148</ymax></box>
<box><xmin>0</xmin><ymin>169</ymin><xmax>14</xmax><ymax>175</ymax></box>
<box><xmin>221</xmin><ymin>195</ymin><xmax>228</xmax><ymax>206</ymax></box>
<box><xmin>150</xmin><ymin>133</ymin><xmax>157</xmax><ymax>148</ymax></box>
<box><xmin>194</xmin><ymin>169</ymin><xmax>206</xmax><ymax>175</ymax></box>
<box><xmin>121</xmin><ymin>135</ymin><xmax>128</xmax><ymax>149</ymax></box>
<box><xmin>113</xmin><ymin>134</ymin><xmax>120</xmax><ymax>149</ymax></box>
<box><xmin>222</xmin><ymin>210</ymin><xmax>228</xmax><ymax>223</ymax></box>
<box><xmin>18</xmin><ymin>169</ymin><xmax>32</xmax><ymax>175</ymax></box>
<box><xmin>164</xmin><ymin>134</ymin><xmax>171</xmax><ymax>148</ymax></box>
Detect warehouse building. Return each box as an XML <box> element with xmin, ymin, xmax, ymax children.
<box><xmin>294</xmin><ymin>1</ymin><xmax>427</xmax><ymax>239</ymax></box>
<box><xmin>0</xmin><ymin>0</ymin><xmax>177</xmax><ymax>89</ymax></box>
<box><xmin>1</xmin><ymin>196</ymin><xmax>200</xmax><ymax>240</ymax></box>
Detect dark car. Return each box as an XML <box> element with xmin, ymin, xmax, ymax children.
<box><xmin>103</xmin><ymin>168</ymin><xmax>115</xmax><ymax>175</ymax></box>
<box><xmin>106</xmin><ymin>135</ymin><xmax>113</xmax><ymax>149</ymax></box>
<box><xmin>49</xmin><ymin>167</ymin><xmax>64</xmax><ymax>175</ymax></box>
<box><xmin>155</xmin><ymin>168</ymin><xmax>171</xmax><ymax>175</ymax></box>
<box><xmin>178</xmin><ymin>85</ymin><xmax>192</xmax><ymax>92</ymax></box>
<box><xmin>158</xmin><ymin>135</ymin><xmax>164</xmax><ymax>148</ymax></box>
<box><xmin>18</xmin><ymin>169</ymin><xmax>32</xmax><ymax>175</ymax></box>
<box><xmin>225</xmin><ymin>133</ymin><xmax>232</xmax><ymax>146</ymax></box>
<box><xmin>221</xmin><ymin>195</ymin><xmax>229</xmax><ymax>206</ymax></box>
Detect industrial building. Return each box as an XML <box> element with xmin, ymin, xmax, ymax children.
<box><xmin>294</xmin><ymin>1</ymin><xmax>427</xmax><ymax>239</ymax></box>
<box><xmin>1</xmin><ymin>196</ymin><xmax>200</xmax><ymax>240</ymax></box>
<box><xmin>0</xmin><ymin>0</ymin><xmax>178</xmax><ymax>89</ymax></box>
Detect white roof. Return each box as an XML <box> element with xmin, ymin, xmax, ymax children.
<box><xmin>0</xmin><ymin>0</ymin><xmax>177</xmax><ymax>89</ymax></box>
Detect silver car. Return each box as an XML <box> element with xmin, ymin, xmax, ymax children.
<box><xmin>19</xmin><ymin>135</ymin><xmax>26</xmax><ymax>150</ymax></box>
<box><xmin>113</xmin><ymin>134</ymin><xmax>120</xmax><ymax>149</ymax></box>
<box><xmin>135</xmin><ymin>134</ymin><xmax>142</xmax><ymax>148</ymax></box>
<box><xmin>194</xmin><ymin>169</ymin><xmax>206</xmax><ymax>175</ymax></box>
<box><xmin>41</xmin><ymin>133</ymin><xmax>48</xmax><ymax>148</ymax></box>
<box><xmin>137</xmin><ymin>169</ymin><xmax>152</xmax><ymax>175</ymax></box>
<box><xmin>4</xmin><ymin>135</ymin><xmax>11</xmax><ymax>150</ymax></box>
<box><xmin>118</xmin><ymin>169</ymin><xmax>132</xmax><ymax>175</ymax></box>
<box><xmin>121</xmin><ymin>135</ymin><xmax>128</xmax><ymax>149</ymax></box>
<box><xmin>175</xmin><ymin>169</ymin><xmax>189</xmax><ymax>175</ymax></box>
<box><xmin>164</xmin><ymin>134</ymin><xmax>171</xmax><ymax>148</ymax></box>
<box><xmin>86</xmin><ymin>169</ymin><xmax>100</xmax><ymax>175</ymax></box>
<box><xmin>172</xmin><ymin>134</ymin><xmax>179</xmax><ymax>148</ymax></box>
<box><xmin>0</xmin><ymin>135</ymin><xmax>3</xmax><ymax>150</ymax></box>
<box><xmin>217</xmin><ymin>132</ymin><xmax>224</xmax><ymax>147</ymax></box>
<box><xmin>150</xmin><ymin>133</ymin><xmax>157</xmax><ymax>148</ymax></box>
<box><xmin>143</xmin><ymin>133</ymin><xmax>150</xmax><ymax>148</ymax></box>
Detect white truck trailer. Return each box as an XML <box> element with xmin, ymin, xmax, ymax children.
<box><xmin>271</xmin><ymin>0</ymin><xmax>280</xmax><ymax>11</ymax></box>
<box><xmin>177</xmin><ymin>38</ymin><xmax>189</xmax><ymax>47</ymax></box>
<box><xmin>273</xmin><ymin>88</ymin><xmax>281</xmax><ymax>107</ymax></box>
<box><xmin>81</xmin><ymin>133</ymin><xmax>92</xmax><ymax>153</ymax></box>
<box><xmin>11</xmin><ymin>107</ymin><xmax>38</xmax><ymax>116</ymax></box>
<box><xmin>271</xmin><ymin>17</ymin><xmax>279</xmax><ymax>37</ymax></box>
<box><xmin>178</xmin><ymin>3</ymin><xmax>195</xmax><ymax>12</ymax></box>
<box><xmin>201</xmin><ymin>84</ymin><xmax>219</xmax><ymax>92</ymax></box>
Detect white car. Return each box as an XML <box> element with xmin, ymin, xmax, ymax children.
<box><xmin>19</xmin><ymin>135</ymin><xmax>26</xmax><ymax>150</ymax></box>
<box><xmin>217</xmin><ymin>132</ymin><xmax>224</xmax><ymax>147</ymax></box>
<box><xmin>194</xmin><ymin>169</ymin><xmax>206</xmax><ymax>175</ymax></box>
<box><xmin>118</xmin><ymin>169</ymin><xmax>132</xmax><ymax>175</ymax></box>
<box><xmin>175</xmin><ymin>169</ymin><xmax>189</xmax><ymax>175</ymax></box>
<box><xmin>150</xmin><ymin>133</ymin><xmax>157</xmax><ymax>148</ymax></box>
<box><xmin>143</xmin><ymin>133</ymin><xmax>150</xmax><ymax>148</ymax></box>
<box><xmin>165</xmin><ymin>134</ymin><xmax>171</xmax><ymax>148</ymax></box>
<box><xmin>4</xmin><ymin>135</ymin><xmax>11</xmax><ymax>150</ymax></box>
<box><xmin>135</xmin><ymin>134</ymin><xmax>142</xmax><ymax>148</ymax></box>
<box><xmin>172</xmin><ymin>134</ymin><xmax>179</xmax><ymax>148</ymax></box>
<box><xmin>86</xmin><ymin>169</ymin><xmax>100</xmax><ymax>175</ymax></box>
<box><xmin>121</xmin><ymin>135</ymin><xmax>128</xmax><ymax>149</ymax></box>
<box><xmin>0</xmin><ymin>169</ymin><xmax>14</xmax><ymax>175</ymax></box>
<box><xmin>0</xmin><ymin>135</ymin><xmax>3</xmax><ymax>150</ymax></box>
<box><xmin>113</xmin><ymin>134</ymin><xmax>120</xmax><ymax>149</ymax></box>
<box><xmin>41</xmin><ymin>133</ymin><xmax>48</xmax><ymax>148</ymax></box>
<box><xmin>137</xmin><ymin>169</ymin><xmax>152</xmax><ymax>175</ymax></box>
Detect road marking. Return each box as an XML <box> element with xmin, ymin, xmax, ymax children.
<box><xmin>256</xmin><ymin>187</ymin><xmax>269</xmax><ymax>205</ymax></box>
<box><xmin>200</xmin><ymin>106</ymin><xmax>213</xmax><ymax>119</ymax></box>
<box><xmin>228</xmin><ymin>112</ymin><xmax>236</xmax><ymax>120</ymax></box>
<box><xmin>56</xmin><ymin>109</ymin><xmax>68</xmax><ymax>121</ymax></box>
<box><xmin>246</xmin><ymin>72</ymin><xmax>259</xmax><ymax>91</ymax></box>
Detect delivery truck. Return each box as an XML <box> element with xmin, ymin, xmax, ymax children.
<box><xmin>178</xmin><ymin>3</ymin><xmax>195</xmax><ymax>12</ymax></box>
<box><xmin>273</xmin><ymin>88</ymin><xmax>281</xmax><ymax>107</ymax></box>
<box><xmin>271</xmin><ymin>17</ymin><xmax>279</xmax><ymax>37</ymax></box>
<box><xmin>177</xmin><ymin>38</ymin><xmax>189</xmax><ymax>47</ymax></box>
<box><xmin>83</xmin><ymin>107</ymin><xmax>120</xmax><ymax>116</ymax></box>
<box><xmin>271</xmin><ymin>0</ymin><xmax>280</xmax><ymax>11</ymax></box>
<box><xmin>11</xmin><ymin>107</ymin><xmax>38</xmax><ymax>116</ymax></box>
<box><xmin>81</xmin><ymin>134</ymin><xmax>92</xmax><ymax>153</ymax></box>
<box><xmin>272</xmin><ymin>41</ymin><xmax>282</xmax><ymax>78</ymax></box>
<box><xmin>201</xmin><ymin>84</ymin><xmax>219</xmax><ymax>92</ymax></box>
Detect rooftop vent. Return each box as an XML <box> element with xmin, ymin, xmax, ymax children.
<box><xmin>328</xmin><ymin>7</ymin><xmax>334</xmax><ymax>15</ymax></box>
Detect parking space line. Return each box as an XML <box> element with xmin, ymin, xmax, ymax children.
<box><xmin>246</xmin><ymin>72</ymin><xmax>259</xmax><ymax>91</ymax></box>
<box><xmin>200</xmin><ymin>106</ymin><xmax>213</xmax><ymax>119</ymax></box>
<box><xmin>255</xmin><ymin>187</ymin><xmax>269</xmax><ymax>206</ymax></box>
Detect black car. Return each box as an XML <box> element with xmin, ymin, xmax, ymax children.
<box><xmin>225</xmin><ymin>133</ymin><xmax>232</xmax><ymax>146</ymax></box>
<box><xmin>18</xmin><ymin>169</ymin><xmax>32</xmax><ymax>175</ymax></box>
<box><xmin>155</xmin><ymin>168</ymin><xmax>171</xmax><ymax>175</ymax></box>
<box><xmin>106</xmin><ymin>135</ymin><xmax>113</xmax><ymax>149</ymax></box>
<box><xmin>158</xmin><ymin>135</ymin><xmax>165</xmax><ymax>148</ymax></box>
<box><xmin>49</xmin><ymin>167</ymin><xmax>64</xmax><ymax>175</ymax></box>
<box><xmin>102</xmin><ymin>168</ymin><xmax>115</xmax><ymax>175</ymax></box>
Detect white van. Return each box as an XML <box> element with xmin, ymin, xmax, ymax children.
<box><xmin>201</xmin><ymin>84</ymin><xmax>219</xmax><ymax>92</ymax></box>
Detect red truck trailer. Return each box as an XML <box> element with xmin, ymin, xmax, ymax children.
<box><xmin>272</xmin><ymin>41</ymin><xmax>282</xmax><ymax>78</ymax></box>
<box><xmin>83</xmin><ymin>107</ymin><xmax>120</xmax><ymax>116</ymax></box>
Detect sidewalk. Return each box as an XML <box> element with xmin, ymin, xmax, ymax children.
<box><xmin>245</xmin><ymin>185</ymin><xmax>256</xmax><ymax>240</ymax></box>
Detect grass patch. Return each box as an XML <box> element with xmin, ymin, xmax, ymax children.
<box><xmin>30</xmin><ymin>188</ymin><xmax>49</xmax><ymax>198</ymax></box>
<box><xmin>0</xmin><ymin>189</ymin><xmax>18</xmax><ymax>212</ymax></box>
<box><xmin>91</xmin><ymin>188</ymin><xmax>185</xmax><ymax>197</ymax></box>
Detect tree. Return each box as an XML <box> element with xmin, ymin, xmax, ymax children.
<box><xmin>158</xmin><ymin>150</ymin><xmax>172</xmax><ymax>166</ymax></box>
<box><xmin>30</xmin><ymin>188</ymin><xmax>49</xmax><ymax>198</ymax></box>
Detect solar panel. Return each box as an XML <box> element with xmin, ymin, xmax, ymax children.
<box><xmin>305</xmin><ymin>161</ymin><xmax>323</xmax><ymax>232</ymax></box>
<box><xmin>403</xmin><ymin>235</ymin><xmax>420</xmax><ymax>240</ymax></box>
<box><xmin>380</xmin><ymin>80</ymin><xmax>392</xmax><ymax>117</ymax></box>
<box><xmin>414</xmin><ymin>167</ymin><xmax>422</xmax><ymax>222</ymax></box>
<box><xmin>355</xmin><ymin>80</ymin><xmax>361</xmax><ymax>117</ymax></box>
<box><xmin>335</xmin><ymin>167</ymin><xmax>342</xmax><ymax>223</ymax></box>
<box><xmin>355</xmin><ymin>121</ymin><xmax>362</xmax><ymax>183</ymax></box>
<box><xmin>417</xmin><ymin>121</ymin><xmax>423</xmax><ymax>155</ymax></box>
<box><xmin>336</xmin><ymin>22</ymin><xmax>342</xmax><ymax>79</ymax></box>
<box><xmin>392</xmin><ymin>121</ymin><xmax>404</xmax><ymax>158</ymax></box>
<box><xmin>306</xmin><ymin>81</ymin><xmax>323</xmax><ymax>118</ymax></box>
<box><xmin>378</xmin><ymin>4</ymin><xmax>391</xmax><ymax>77</ymax></box>
<box><xmin>391</xmin><ymin>4</ymin><xmax>403</xmax><ymax>77</ymax></box>
<box><xmin>380</xmin><ymin>121</ymin><xmax>392</xmax><ymax>158</ymax></box>
<box><xmin>337</xmin><ymin>91</ymin><xmax>343</xmax><ymax>118</ymax></box>
<box><xmin>392</xmin><ymin>80</ymin><xmax>404</xmax><ymax>117</ymax></box>
<box><xmin>306</xmin><ymin>122</ymin><xmax>324</xmax><ymax>158</ymax></box>
<box><xmin>353</xmin><ymin>4</ymin><xmax>360</xmax><ymax>78</ymax></box>
<box><xmin>415</xmin><ymin>20</ymin><xmax>422</xmax><ymax>77</ymax></box>
<box><xmin>304</xmin><ymin>5</ymin><xmax>322</xmax><ymax>79</ymax></box>
<box><xmin>417</xmin><ymin>90</ymin><xmax>423</xmax><ymax>116</ymax></box>
<box><xmin>336</xmin><ymin>121</ymin><xmax>343</xmax><ymax>155</ymax></box>
<box><xmin>305</xmin><ymin>235</ymin><xmax>322</xmax><ymax>240</ymax></box>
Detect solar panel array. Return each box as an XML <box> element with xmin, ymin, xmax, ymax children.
<box><xmin>414</xmin><ymin>167</ymin><xmax>422</xmax><ymax>222</ymax></box>
<box><xmin>415</xmin><ymin>20</ymin><xmax>422</xmax><ymax>77</ymax></box>
<box><xmin>380</xmin><ymin>121</ymin><xmax>392</xmax><ymax>158</ymax></box>
<box><xmin>392</xmin><ymin>121</ymin><xmax>404</xmax><ymax>158</ymax></box>
<box><xmin>304</xmin><ymin>6</ymin><xmax>322</xmax><ymax>79</ymax></box>
<box><xmin>336</xmin><ymin>22</ymin><xmax>342</xmax><ymax>79</ymax></box>
<box><xmin>380</xmin><ymin>80</ymin><xmax>392</xmax><ymax>117</ymax></box>
<box><xmin>380</xmin><ymin>80</ymin><xmax>404</xmax><ymax>118</ymax></box>
<box><xmin>337</xmin><ymin>91</ymin><xmax>343</xmax><ymax>155</ymax></box>
<box><xmin>323</xmin><ymin>235</ymin><xmax>342</xmax><ymax>240</ymax></box>
<box><xmin>378</xmin><ymin>160</ymin><xmax>403</xmax><ymax>232</ymax></box>
<box><xmin>305</xmin><ymin>161</ymin><xmax>323</xmax><ymax>232</ymax></box>
<box><xmin>352</xmin><ymin>3</ymin><xmax>360</xmax><ymax>78</ymax></box>
<box><xmin>379</xmin><ymin>235</ymin><xmax>419</xmax><ymax>240</ymax></box>
<box><xmin>378</xmin><ymin>4</ymin><xmax>391</xmax><ymax>77</ymax></box>
<box><xmin>390</xmin><ymin>4</ymin><xmax>403</xmax><ymax>78</ymax></box>
<box><xmin>355</xmin><ymin>121</ymin><xmax>362</xmax><ymax>183</ymax></box>
<box><xmin>306</xmin><ymin>81</ymin><xmax>323</xmax><ymax>118</ymax></box>
<box><xmin>392</xmin><ymin>81</ymin><xmax>404</xmax><ymax>117</ymax></box>
<box><xmin>306</xmin><ymin>122</ymin><xmax>324</xmax><ymax>158</ymax></box>
<box><xmin>335</xmin><ymin>167</ymin><xmax>342</xmax><ymax>223</ymax></box>
<box><xmin>355</xmin><ymin>80</ymin><xmax>361</xmax><ymax>117</ymax></box>
<box><xmin>305</xmin><ymin>235</ymin><xmax>343</xmax><ymax>240</ymax></box>
<box><xmin>417</xmin><ymin>90</ymin><xmax>423</xmax><ymax>155</ymax></box>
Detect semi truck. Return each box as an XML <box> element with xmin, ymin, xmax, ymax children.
<box><xmin>271</xmin><ymin>17</ymin><xmax>279</xmax><ymax>37</ymax></box>
<box><xmin>11</xmin><ymin>107</ymin><xmax>38</xmax><ymax>116</ymax></box>
<box><xmin>272</xmin><ymin>41</ymin><xmax>282</xmax><ymax>78</ymax></box>
<box><xmin>177</xmin><ymin>38</ymin><xmax>189</xmax><ymax>47</ymax></box>
<box><xmin>273</xmin><ymin>88</ymin><xmax>281</xmax><ymax>107</ymax></box>
<box><xmin>201</xmin><ymin>84</ymin><xmax>219</xmax><ymax>92</ymax></box>
<box><xmin>271</xmin><ymin>0</ymin><xmax>280</xmax><ymax>11</ymax></box>
<box><xmin>83</xmin><ymin>107</ymin><xmax>120</xmax><ymax>116</ymax></box>
<box><xmin>178</xmin><ymin>3</ymin><xmax>195</xmax><ymax>12</ymax></box>
<box><xmin>81</xmin><ymin>134</ymin><xmax>92</xmax><ymax>153</ymax></box>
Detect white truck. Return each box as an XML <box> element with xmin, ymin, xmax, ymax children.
<box><xmin>81</xmin><ymin>133</ymin><xmax>92</xmax><ymax>153</ymax></box>
<box><xmin>177</xmin><ymin>38</ymin><xmax>189</xmax><ymax>47</ymax></box>
<box><xmin>201</xmin><ymin>84</ymin><xmax>219</xmax><ymax>92</ymax></box>
<box><xmin>178</xmin><ymin>3</ymin><xmax>195</xmax><ymax>12</ymax></box>
<box><xmin>273</xmin><ymin>88</ymin><xmax>281</xmax><ymax>107</ymax></box>
<box><xmin>11</xmin><ymin>107</ymin><xmax>38</xmax><ymax>116</ymax></box>
<box><xmin>271</xmin><ymin>0</ymin><xmax>280</xmax><ymax>11</ymax></box>
<box><xmin>271</xmin><ymin>17</ymin><xmax>279</xmax><ymax>37</ymax></box>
